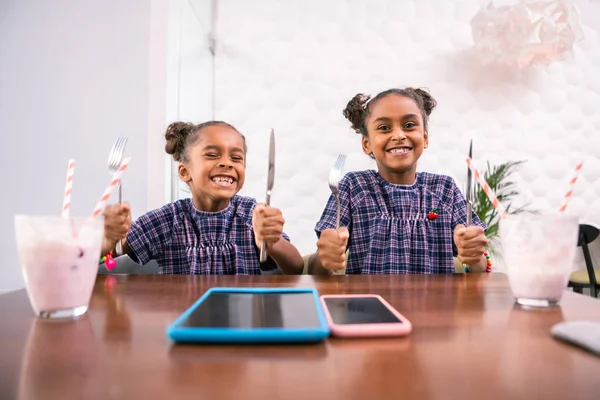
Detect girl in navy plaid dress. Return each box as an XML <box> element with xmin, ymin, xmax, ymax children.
<box><xmin>101</xmin><ymin>121</ymin><xmax>304</xmax><ymax>275</ymax></box>
<box><xmin>309</xmin><ymin>88</ymin><xmax>489</xmax><ymax>275</ymax></box>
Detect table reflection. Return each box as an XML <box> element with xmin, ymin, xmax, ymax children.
<box><xmin>18</xmin><ymin>316</ymin><xmax>101</xmax><ymax>400</ymax></box>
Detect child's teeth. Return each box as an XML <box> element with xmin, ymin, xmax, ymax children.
<box><xmin>213</xmin><ymin>177</ymin><xmax>233</xmax><ymax>184</ymax></box>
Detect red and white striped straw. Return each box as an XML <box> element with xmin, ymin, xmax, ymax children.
<box><xmin>91</xmin><ymin>156</ymin><xmax>131</xmax><ymax>217</ymax></box>
<box><xmin>62</xmin><ymin>159</ymin><xmax>75</xmax><ymax>217</ymax></box>
<box><xmin>558</xmin><ymin>161</ymin><xmax>583</xmax><ymax>212</ymax></box>
<box><xmin>466</xmin><ymin>157</ymin><xmax>508</xmax><ymax>220</ymax></box>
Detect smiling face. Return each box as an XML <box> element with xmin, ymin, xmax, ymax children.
<box><xmin>178</xmin><ymin>125</ymin><xmax>246</xmax><ymax>212</ymax></box>
<box><xmin>361</xmin><ymin>94</ymin><xmax>429</xmax><ymax>185</ymax></box>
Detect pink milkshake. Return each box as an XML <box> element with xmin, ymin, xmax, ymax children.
<box><xmin>15</xmin><ymin>216</ymin><xmax>104</xmax><ymax>319</ymax></box>
<box><xmin>500</xmin><ymin>213</ymin><xmax>579</xmax><ymax>308</ymax></box>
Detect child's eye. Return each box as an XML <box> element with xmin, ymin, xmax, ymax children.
<box><xmin>232</xmin><ymin>156</ymin><xmax>244</xmax><ymax>162</ymax></box>
<box><xmin>404</xmin><ymin>122</ymin><xmax>417</xmax><ymax>129</ymax></box>
<box><xmin>204</xmin><ymin>153</ymin><xmax>218</xmax><ymax>158</ymax></box>
<box><xmin>377</xmin><ymin>125</ymin><xmax>391</xmax><ymax>131</ymax></box>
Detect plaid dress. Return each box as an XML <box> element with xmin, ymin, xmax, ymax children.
<box><xmin>315</xmin><ymin>170</ymin><xmax>486</xmax><ymax>274</ymax></box>
<box><xmin>127</xmin><ymin>196</ymin><xmax>287</xmax><ymax>274</ymax></box>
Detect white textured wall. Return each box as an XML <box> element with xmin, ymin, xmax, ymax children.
<box><xmin>167</xmin><ymin>0</ymin><xmax>215</xmax><ymax>200</ymax></box>
<box><xmin>213</xmin><ymin>0</ymin><xmax>600</xmax><ymax>271</ymax></box>
<box><xmin>0</xmin><ymin>0</ymin><xmax>168</xmax><ymax>292</ymax></box>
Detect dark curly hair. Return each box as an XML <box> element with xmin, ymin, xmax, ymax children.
<box><xmin>342</xmin><ymin>87</ymin><xmax>437</xmax><ymax>137</ymax></box>
<box><xmin>164</xmin><ymin>121</ymin><xmax>247</xmax><ymax>162</ymax></box>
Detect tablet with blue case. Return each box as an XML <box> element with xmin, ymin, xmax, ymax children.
<box><xmin>166</xmin><ymin>287</ymin><xmax>330</xmax><ymax>344</ymax></box>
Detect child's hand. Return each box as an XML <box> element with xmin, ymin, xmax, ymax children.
<box><xmin>252</xmin><ymin>204</ymin><xmax>285</xmax><ymax>249</ymax></box>
<box><xmin>317</xmin><ymin>227</ymin><xmax>349</xmax><ymax>271</ymax></box>
<box><xmin>103</xmin><ymin>203</ymin><xmax>132</xmax><ymax>244</ymax></box>
<box><xmin>454</xmin><ymin>224</ymin><xmax>488</xmax><ymax>265</ymax></box>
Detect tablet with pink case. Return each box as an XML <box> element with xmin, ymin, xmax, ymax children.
<box><xmin>320</xmin><ymin>294</ymin><xmax>412</xmax><ymax>338</ymax></box>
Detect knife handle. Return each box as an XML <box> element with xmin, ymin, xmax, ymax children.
<box><xmin>260</xmin><ymin>243</ymin><xmax>268</xmax><ymax>263</ymax></box>
<box><xmin>259</xmin><ymin>198</ymin><xmax>271</xmax><ymax>263</ymax></box>
<box><xmin>463</xmin><ymin>201</ymin><xmax>473</xmax><ymax>272</ymax></box>
<box><xmin>466</xmin><ymin>201</ymin><xmax>472</xmax><ymax>227</ymax></box>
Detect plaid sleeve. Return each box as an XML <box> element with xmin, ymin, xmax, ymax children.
<box><xmin>451</xmin><ymin>179</ymin><xmax>486</xmax><ymax>256</ymax></box>
<box><xmin>315</xmin><ymin>173</ymin><xmax>353</xmax><ymax>238</ymax></box>
<box><xmin>126</xmin><ymin>204</ymin><xmax>176</xmax><ymax>265</ymax></box>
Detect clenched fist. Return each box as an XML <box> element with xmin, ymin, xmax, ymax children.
<box><xmin>103</xmin><ymin>203</ymin><xmax>132</xmax><ymax>244</ymax></box>
<box><xmin>252</xmin><ymin>204</ymin><xmax>285</xmax><ymax>249</ymax></box>
<box><xmin>316</xmin><ymin>227</ymin><xmax>349</xmax><ymax>271</ymax></box>
<box><xmin>454</xmin><ymin>224</ymin><xmax>488</xmax><ymax>265</ymax></box>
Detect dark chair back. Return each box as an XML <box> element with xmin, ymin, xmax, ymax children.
<box><xmin>572</xmin><ymin>224</ymin><xmax>599</xmax><ymax>297</ymax></box>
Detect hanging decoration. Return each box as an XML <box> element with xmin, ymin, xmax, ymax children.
<box><xmin>470</xmin><ymin>0</ymin><xmax>584</xmax><ymax>69</ymax></box>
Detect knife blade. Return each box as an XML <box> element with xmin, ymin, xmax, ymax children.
<box><xmin>466</xmin><ymin>139</ymin><xmax>473</xmax><ymax>227</ymax></box>
<box><xmin>465</xmin><ymin>139</ymin><xmax>473</xmax><ymax>271</ymax></box>
<box><xmin>259</xmin><ymin>128</ymin><xmax>275</xmax><ymax>263</ymax></box>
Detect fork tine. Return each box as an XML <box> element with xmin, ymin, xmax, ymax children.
<box><xmin>108</xmin><ymin>137</ymin><xmax>121</xmax><ymax>168</ymax></box>
<box><xmin>107</xmin><ymin>146</ymin><xmax>117</xmax><ymax>169</ymax></box>
<box><xmin>115</xmin><ymin>136</ymin><xmax>127</xmax><ymax>158</ymax></box>
<box><xmin>335</xmin><ymin>154</ymin><xmax>346</xmax><ymax>175</ymax></box>
<box><xmin>332</xmin><ymin>165</ymin><xmax>341</xmax><ymax>185</ymax></box>
<box><xmin>119</xmin><ymin>135</ymin><xmax>129</xmax><ymax>152</ymax></box>
<box><xmin>329</xmin><ymin>154</ymin><xmax>346</xmax><ymax>187</ymax></box>
<box><xmin>108</xmin><ymin>135</ymin><xmax>128</xmax><ymax>169</ymax></box>
<box><xmin>335</xmin><ymin>155</ymin><xmax>344</xmax><ymax>179</ymax></box>
<box><xmin>333</xmin><ymin>155</ymin><xmax>342</xmax><ymax>174</ymax></box>
<box><xmin>328</xmin><ymin>160</ymin><xmax>337</xmax><ymax>184</ymax></box>
<box><xmin>337</xmin><ymin>154</ymin><xmax>346</xmax><ymax>174</ymax></box>
<box><xmin>115</xmin><ymin>135</ymin><xmax>127</xmax><ymax>154</ymax></box>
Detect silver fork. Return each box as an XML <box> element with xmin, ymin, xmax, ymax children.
<box><xmin>329</xmin><ymin>154</ymin><xmax>347</xmax><ymax>230</ymax></box>
<box><xmin>329</xmin><ymin>154</ymin><xmax>346</xmax><ymax>275</ymax></box>
<box><xmin>108</xmin><ymin>135</ymin><xmax>129</xmax><ymax>204</ymax></box>
<box><xmin>107</xmin><ymin>135</ymin><xmax>128</xmax><ymax>255</ymax></box>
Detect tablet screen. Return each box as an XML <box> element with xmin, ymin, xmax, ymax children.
<box><xmin>177</xmin><ymin>292</ymin><xmax>322</xmax><ymax>329</ymax></box>
<box><xmin>323</xmin><ymin>297</ymin><xmax>403</xmax><ymax>324</ymax></box>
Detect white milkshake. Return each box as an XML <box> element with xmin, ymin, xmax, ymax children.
<box><xmin>15</xmin><ymin>216</ymin><xmax>104</xmax><ymax>319</ymax></box>
<box><xmin>500</xmin><ymin>213</ymin><xmax>579</xmax><ymax>307</ymax></box>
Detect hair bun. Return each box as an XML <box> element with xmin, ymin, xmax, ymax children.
<box><xmin>412</xmin><ymin>88</ymin><xmax>437</xmax><ymax>116</ymax></box>
<box><xmin>165</xmin><ymin>121</ymin><xmax>195</xmax><ymax>162</ymax></box>
<box><xmin>343</xmin><ymin>93</ymin><xmax>369</xmax><ymax>134</ymax></box>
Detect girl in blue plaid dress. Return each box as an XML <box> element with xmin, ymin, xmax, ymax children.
<box><xmin>101</xmin><ymin>121</ymin><xmax>304</xmax><ymax>275</ymax></box>
<box><xmin>309</xmin><ymin>88</ymin><xmax>489</xmax><ymax>275</ymax></box>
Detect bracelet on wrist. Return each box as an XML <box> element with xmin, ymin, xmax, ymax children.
<box><xmin>100</xmin><ymin>251</ymin><xmax>117</xmax><ymax>271</ymax></box>
<box><xmin>463</xmin><ymin>251</ymin><xmax>492</xmax><ymax>273</ymax></box>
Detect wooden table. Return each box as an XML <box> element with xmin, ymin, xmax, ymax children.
<box><xmin>1</xmin><ymin>274</ymin><xmax>599</xmax><ymax>400</ymax></box>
